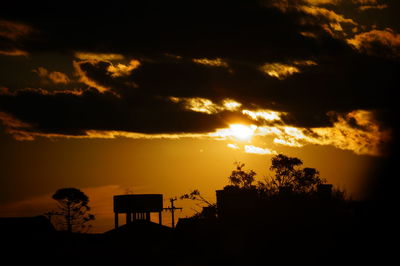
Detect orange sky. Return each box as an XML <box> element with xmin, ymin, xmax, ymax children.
<box><xmin>0</xmin><ymin>0</ymin><xmax>397</xmax><ymax>233</ymax></box>
<box><xmin>0</xmin><ymin>129</ymin><xmax>383</xmax><ymax>233</ymax></box>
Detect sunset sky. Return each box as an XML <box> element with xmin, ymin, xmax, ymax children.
<box><xmin>0</xmin><ymin>0</ymin><xmax>398</xmax><ymax>233</ymax></box>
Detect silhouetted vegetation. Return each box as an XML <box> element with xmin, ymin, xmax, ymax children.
<box><xmin>259</xmin><ymin>153</ymin><xmax>327</xmax><ymax>196</ymax></box>
<box><xmin>181</xmin><ymin>154</ymin><xmax>345</xmax><ymax>221</ymax></box>
<box><xmin>3</xmin><ymin>154</ymin><xmax>385</xmax><ymax>266</ymax></box>
<box><xmin>180</xmin><ymin>189</ymin><xmax>216</xmax><ymax>219</ymax></box>
<box><xmin>223</xmin><ymin>154</ymin><xmax>346</xmax><ymax>201</ymax></box>
<box><xmin>227</xmin><ymin>162</ymin><xmax>257</xmax><ymax>189</ymax></box>
<box><xmin>180</xmin><ymin>189</ymin><xmax>214</xmax><ymax>206</ymax></box>
<box><xmin>51</xmin><ymin>188</ymin><xmax>95</xmax><ymax>233</ymax></box>
<box><xmin>172</xmin><ymin>154</ymin><xmax>366</xmax><ymax>265</ymax></box>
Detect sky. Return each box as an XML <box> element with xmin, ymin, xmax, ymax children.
<box><xmin>0</xmin><ymin>0</ymin><xmax>398</xmax><ymax>233</ymax></box>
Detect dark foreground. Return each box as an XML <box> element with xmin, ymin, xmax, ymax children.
<box><xmin>1</xmin><ymin>198</ymin><xmax>397</xmax><ymax>266</ymax></box>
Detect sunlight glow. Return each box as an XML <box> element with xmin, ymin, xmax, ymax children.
<box><xmin>210</xmin><ymin>124</ymin><xmax>257</xmax><ymax>141</ymax></box>
<box><xmin>229</xmin><ymin>124</ymin><xmax>257</xmax><ymax>140</ymax></box>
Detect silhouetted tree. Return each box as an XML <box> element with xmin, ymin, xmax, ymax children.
<box><xmin>180</xmin><ymin>189</ymin><xmax>214</xmax><ymax>206</ymax></box>
<box><xmin>270</xmin><ymin>154</ymin><xmax>302</xmax><ymax>189</ymax></box>
<box><xmin>227</xmin><ymin>162</ymin><xmax>257</xmax><ymax>189</ymax></box>
<box><xmin>296</xmin><ymin>167</ymin><xmax>325</xmax><ymax>193</ymax></box>
<box><xmin>52</xmin><ymin>188</ymin><xmax>95</xmax><ymax>233</ymax></box>
<box><xmin>265</xmin><ymin>154</ymin><xmax>326</xmax><ymax>194</ymax></box>
<box><xmin>180</xmin><ymin>190</ymin><xmax>216</xmax><ymax>218</ymax></box>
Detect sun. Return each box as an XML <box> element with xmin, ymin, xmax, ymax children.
<box><xmin>229</xmin><ymin>124</ymin><xmax>257</xmax><ymax>140</ymax></box>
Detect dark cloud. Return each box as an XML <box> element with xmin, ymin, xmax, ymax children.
<box><xmin>0</xmin><ymin>0</ymin><xmax>398</xmax><ymax>138</ymax></box>
<box><xmin>1</xmin><ymin>1</ymin><xmax>333</xmax><ymax>61</ymax></box>
<box><xmin>0</xmin><ymin>87</ymin><xmax>251</xmax><ymax>136</ymax></box>
<box><xmin>0</xmin><ymin>18</ymin><xmax>32</xmax><ymax>56</ymax></box>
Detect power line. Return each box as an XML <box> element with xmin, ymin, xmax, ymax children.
<box><xmin>163</xmin><ymin>198</ymin><xmax>182</xmax><ymax>229</ymax></box>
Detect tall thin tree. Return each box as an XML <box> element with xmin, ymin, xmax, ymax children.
<box><xmin>52</xmin><ymin>188</ymin><xmax>95</xmax><ymax>233</ymax></box>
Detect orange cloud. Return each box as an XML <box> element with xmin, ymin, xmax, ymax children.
<box><xmin>0</xmin><ymin>19</ymin><xmax>33</xmax><ymax>56</ymax></box>
<box><xmin>309</xmin><ymin>110</ymin><xmax>391</xmax><ymax>156</ymax></box>
<box><xmin>259</xmin><ymin>60</ymin><xmax>317</xmax><ymax>79</ymax></box>
<box><xmin>227</xmin><ymin>143</ymin><xmax>240</xmax><ymax>149</ymax></box>
<box><xmin>1</xmin><ymin>127</ymin><xmax>215</xmax><ymax>142</ymax></box>
<box><xmin>0</xmin><ymin>87</ymin><xmax>82</xmax><ymax>97</ymax></box>
<box><xmin>354</xmin><ymin>0</ymin><xmax>377</xmax><ymax>3</ymax></box>
<box><xmin>0</xmin><ymin>88</ymin><xmax>84</xmax><ymax>140</ymax></box>
<box><xmin>305</xmin><ymin>0</ymin><xmax>341</xmax><ymax>4</ymax></box>
<box><xmin>222</xmin><ymin>109</ymin><xmax>389</xmax><ymax>156</ymax></box>
<box><xmin>73</xmin><ymin>60</ymin><xmax>110</xmax><ymax>92</ymax></box>
<box><xmin>73</xmin><ymin>56</ymin><xmax>140</xmax><ymax>92</ymax></box>
<box><xmin>269</xmin><ymin>1</ymin><xmax>357</xmax><ymax>37</ymax></box>
<box><xmin>82</xmin><ymin>130</ymin><xmax>211</xmax><ymax>140</ymax></box>
<box><xmin>293</xmin><ymin>60</ymin><xmax>318</xmax><ymax>66</ymax></box>
<box><xmin>272</xmin><ymin>127</ymin><xmax>305</xmax><ymax>147</ymax></box>
<box><xmin>260</xmin><ymin>63</ymin><xmax>300</xmax><ymax>79</ymax></box>
<box><xmin>107</xmin><ymin>59</ymin><xmax>141</xmax><ymax>77</ymax></box>
<box><xmin>33</xmin><ymin>67</ymin><xmax>70</xmax><ymax>84</ymax></box>
<box><xmin>169</xmin><ymin>97</ymin><xmax>242</xmax><ymax>114</ymax></box>
<box><xmin>74</xmin><ymin>52</ymin><xmax>124</xmax><ymax>61</ymax></box>
<box><xmin>1</xmin><ymin>89</ymin><xmax>390</xmax><ymax>157</ymax></box>
<box><xmin>192</xmin><ymin>57</ymin><xmax>229</xmax><ymax>68</ymax></box>
<box><xmin>358</xmin><ymin>5</ymin><xmax>387</xmax><ymax>10</ymax></box>
<box><xmin>300</xmin><ymin>5</ymin><xmax>357</xmax><ymax>36</ymax></box>
<box><xmin>226</xmin><ymin>143</ymin><xmax>277</xmax><ymax>155</ymax></box>
<box><xmin>0</xmin><ymin>111</ymin><xmax>30</xmax><ymax>130</ymax></box>
<box><xmin>262</xmin><ymin>110</ymin><xmax>391</xmax><ymax>156</ymax></box>
<box><xmin>0</xmin><ymin>111</ymin><xmax>34</xmax><ymax>141</ymax></box>
<box><xmin>347</xmin><ymin>28</ymin><xmax>400</xmax><ymax>57</ymax></box>
<box><xmin>300</xmin><ymin>31</ymin><xmax>318</xmax><ymax>38</ymax></box>
<box><xmin>0</xmin><ymin>19</ymin><xmax>33</xmax><ymax>40</ymax></box>
<box><xmin>352</xmin><ymin>0</ymin><xmax>388</xmax><ymax>10</ymax></box>
<box><xmin>300</xmin><ymin>5</ymin><xmax>357</xmax><ymax>26</ymax></box>
<box><xmin>242</xmin><ymin>109</ymin><xmax>284</xmax><ymax>122</ymax></box>
<box><xmin>244</xmin><ymin>145</ymin><xmax>277</xmax><ymax>155</ymax></box>
<box><xmin>0</xmin><ymin>48</ymin><xmax>28</xmax><ymax>56</ymax></box>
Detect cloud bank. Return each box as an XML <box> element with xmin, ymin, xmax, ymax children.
<box><xmin>0</xmin><ymin>1</ymin><xmax>397</xmax><ymax>157</ymax></box>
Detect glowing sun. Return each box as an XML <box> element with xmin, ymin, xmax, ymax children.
<box><xmin>229</xmin><ymin>124</ymin><xmax>257</xmax><ymax>140</ymax></box>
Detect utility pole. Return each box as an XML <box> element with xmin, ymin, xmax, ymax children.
<box><xmin>163</xmin><ymin>198</ymin><xmax>182</xmax><ymax>229</ymax></box>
